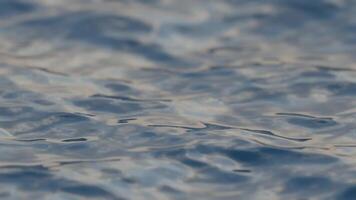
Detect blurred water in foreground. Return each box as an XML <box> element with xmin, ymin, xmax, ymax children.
<box><xmin>0</xmin><ymin>0</ymin><xmax>356</xmax><ymax>199</ymax></box>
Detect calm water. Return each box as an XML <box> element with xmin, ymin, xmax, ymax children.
<box><xmin>0</xmin><ymin>0</ymin><xmax>356</xmax><ymax>199</ymax></box>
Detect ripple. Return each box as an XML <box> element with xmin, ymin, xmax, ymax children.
<box><xmin>61</xmin><ymin>138</ymin><xmax>88</xmax><ymax>143</ymax></box>
<box><xmin>276</xmin><ymin>112</ymin><xmax>338</xmax><ymax>129</ymax></box>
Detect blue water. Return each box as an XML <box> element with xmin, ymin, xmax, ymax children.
<box><xmin>0</xmin><ymin>0</ymin><xmax>356</xmax><ymax>199</ymax></box>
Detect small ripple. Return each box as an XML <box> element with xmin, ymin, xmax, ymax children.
<box><xmin>316</xmin><ymin>65</ymin><xmax>356</xmax><ymax>72</ymax></box>
<box><xmin>276</xmin><ymin>112</ymin><xmax>338</xmax><ymax>129</ymax></box>
<box><xmin>232</xmin><ymin>169</ymin><xmax>251</xmax><ymax>173</ymax></box>
<box><xmin>276</xmin><ymin>112</ymin><xmax>333</xmax><ymax>120</ymax></box>
<box><xmin>148</xmin><ymin>122</ymin><xmax>232</xmax><ymax>132</ymax></box>
<box><xmin>240</xmin><ymin>128</ymin><xmax>311</xmax><ymax>142</ymax></box>
<box><xmin>61</xmin><ymin>138</ymin><xmax>88</xmax><ymax>143</ymax></box>
<box><xmin>91</xmin><ymin>94</ymin><xmax>171</xmax><ymax>102</ymax></box>
<box><xmin>117</xmin><ymin>118</ymin><xmax>136</xmax><ymax>124</ymax></box>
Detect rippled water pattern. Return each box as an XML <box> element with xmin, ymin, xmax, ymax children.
<box><xmin>0</xmin><ymin>0</ymin><xmax>356</xmax><ymax>199</ymax></box>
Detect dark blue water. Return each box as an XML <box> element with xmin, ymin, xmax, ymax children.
<box><xmin>0</xmin><ymin>0</ymin><xmax>356</xmax><ymax>199</ymax></box>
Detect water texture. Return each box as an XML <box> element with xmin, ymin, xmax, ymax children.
<box><xmin>0</xmin><ymin>0</ymin><xmax>356</xmax><ymax>199</ymax></box>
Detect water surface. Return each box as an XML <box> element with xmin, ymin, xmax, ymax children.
<box><xmin>0</xmin><ymin>0</ymin><xmax>356</xmax><ymax>199</ymax></box>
